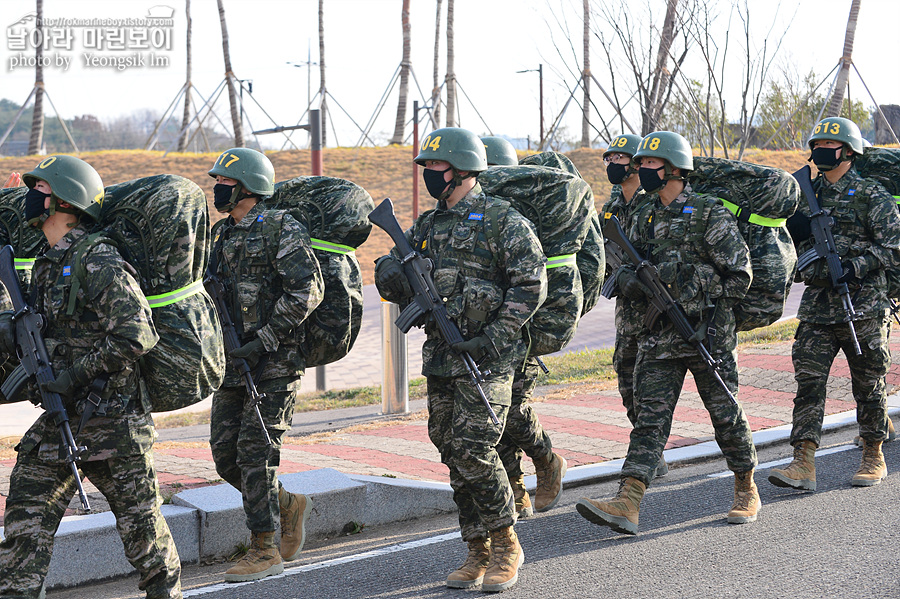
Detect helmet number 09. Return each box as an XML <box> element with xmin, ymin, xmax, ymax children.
<box><xmin>217</xmin><ymin>153</ymin><xmax>241</xmax><ymax>167</ymax></box>
<box><xmin>614</xmin><ymin>136</ymin><xmax>628</xmax><ymax>148</ymax></box>
<box><xmin>642</xmin><ymin>137</ymin><xmax>661</xmax><ymax>151</ymax></box>
<box><xmin>421</xmin><ymin>135</ymin><xmax>442</xmax><ymax>152</ymax></box>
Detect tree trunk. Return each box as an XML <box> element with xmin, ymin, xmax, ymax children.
<box><xmin>177</xmin><ymin>0</ymin><xmax>193</xmax><ymax>152</ymax></box>
<box><xmin>825</xmin><ymin>0</ymin><xmax>860</xmax><ymax>118</ymax></box>
<box><xmin>28</xmin><ymin>0</ymin><xmax>44</xmax><ymax>156</ymax></box>
<box><xmin>431</xmin><ymin>0</ymin><xmax>443</xmax><ymax>128</ymax></box>
<box><xmin>644</xmin><ymin>0</ymin><xmax>679</xmax><ymax>134</ymax></box>
<box><xmin>580</xmin><ymin>0</ymin><xmax>591</xmax><ymax>148</ymax></box>
<box><xmin>217</xmin><ymin>0</ymin><xmax>243</xmax><ymax>147</ymax></box>
<box><xmin>445</xmin><ymin>0</ymin><xmax>456</xmax><ymax>127</ymax></box>
<box><xmin>390</xmin><ymin>0</ymin><xmax>411</xmax><ymax>145</ymax></box>
<box><xmin>319</xmin><ymin>0</ymin><xmax>328</xmax><ymax>146</ymax></box>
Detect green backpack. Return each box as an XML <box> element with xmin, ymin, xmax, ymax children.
<box><xmin>856</xmin><ymin>147</ymin><xmax>900</xmax><ymax>199</ymax></box>
<box><xmin>0</xmin><ymin>186</ymin><xmax>48</xmax><ymax>283</ymax></box>
<box><xmin>479</xmin><ymin>162</ymin><xmax>604</xmax><ymax>356</ymax></box>
<box><xmin>268</xmin><ymin>176</ymin><xmax>374</xmax><ymax>367</ymax></box>
<box><xmin>687</xmin><ymin>157</ymin><xmax>799</xmax><ymax>331</ymax></box>
<box><xmin>73</xmin><ymin>174</ymin><xmax>226</xmax><ymax>412</ymax></box>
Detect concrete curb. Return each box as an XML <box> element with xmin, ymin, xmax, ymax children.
<box><xmin>8</xmin><ymin>401</ymin><xmax>896</xmax><ymax>591</ymax></box>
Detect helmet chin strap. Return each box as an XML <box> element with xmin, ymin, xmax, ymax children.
<box><xmin>438</xmin><ymin>169</ymin><xmax>476</xmax><ymax>202</ymax></box>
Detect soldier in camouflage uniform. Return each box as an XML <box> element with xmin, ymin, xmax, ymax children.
<box><xmin>0</xmin><ymin>156</ymin><xmax>181</xmax><ymax>599</ymax></box>
<box><xmin>769</xmin><ymin>117</ymin><xmax>900</xmax><ymax>492</ymax></box>
<box><xmin>375</xmin><ymin>128</ymin><xmax>546</xmax><ymax>592</ymax></box>
<box><xmin>576</xmin><ymin>131</ymin><xmax>760</xmax><ymax>535</ymax></box>
<box><xmin>481</xmin><ymin>136</ymin><xmax>568</xmax><ymax>521</ymax></box>
<box><xmin>600</xmin><ymin>134</ymin><xmax>669</xmax><ymax>479</ymax></box>
<box><xmin>207</xmin><ymin>148</ymin><xmax>324</xmax><ymax>582</ymax></box>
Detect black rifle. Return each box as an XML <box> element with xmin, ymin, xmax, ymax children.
<box><xmin>204</xmin><ymin>268</ymin><xmax>273</xmax><ymax>447</ymax></box>
<box><xmin>0</xmin><ymin>245</ymin><xmax>91</xmax><ymax>510</ymax></box>
<box><xmin>369</xmin><ymin>198</ymin><xmax>500</xmax><ymax>425</ymax></box>
<box><xmin>600</xmin><ymin>215</ymin><xmax>626</xmax><ymax>299</ymax></box>
<box><xmin>603</xmin><ymin>216</ymin><xmax>737</xmax><ymax>405</ymax></box>
<box><xmin>792</xmin><ymin>165</ymin><xmax>861</xmax><ymax>355</ymax></box>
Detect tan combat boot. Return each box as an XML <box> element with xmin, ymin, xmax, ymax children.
<box><xmin>508</xmin><ymin>473</ymin><xmax>533</xmax><ymax>519</ymax></box>
<box><xmin>446</xmin><ymin>537</ymin><xmax>491</xmax><ymax>589</ymax></box>
<box><xmin>279</xmin><ymin>487</ymin><xmax>313</xmax><ymax>561</ymax></box>
<box><xmin>854</xmin><ymin>417</ymin><xmax>896</xmax><ymax>447</ymax></box>
<box><xmin>224</xmin><ymin>531</ymin><xmax>284</xmax><ymax>582</ymax></box>
<box><xmin>852</xmin><ymin>438</ymin><xmax>888</xmax><ymax>487</ymax></box>
<box><xmin>575</xmin><ymin>476</ymin><xmax>646</xmax><ymax>535</ymax></box>
<box><xmin>533</xmin><ymin>451</ymin><xmax>567</xmax><ymax>512</ymax></box>
<box><xmin>768</xmin><ymin>440</ymin><xmax>817</xmax><ymax>491</ymax></box>
<box><xmin>727</xmin><ymin>469</ymin><xmax>761</xmax><ymax>524</ymax></box>
<box><xmin>654</xmin><ymin>455</ymin><xmax>669</xmax><ymax>479</ymax></box>
<box><xmin>482</xmin><ymin>526</ymin><xmax>524</xmax><ymax>593</ymax></box>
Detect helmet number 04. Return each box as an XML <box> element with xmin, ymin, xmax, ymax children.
<box><xmin>421</xmin><ymin>135</ymin><xmax>442</xmax><ymax>152</ymax></box>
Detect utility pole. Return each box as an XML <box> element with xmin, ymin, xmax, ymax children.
<box><xmin>287</xmin><ymin>40</ymin><xmax>319</xmax><ymax>114</ymax></box>
<box><xmin>517</xmin><ymin>64</ymin><xmax>544</xmax><ymax>149</ymax></box>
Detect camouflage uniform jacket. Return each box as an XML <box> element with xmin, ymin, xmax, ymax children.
<box><xmin>211</xmin><ymin>201</ymin><xmax>325</xmax><ymax>385</ymax></box>
<box><xmin>631</xmin><ymin>184</ymin><xmax>752</xmax><ymax>359</ymax></box>
<box><xmin>382</xmin><ymin>183</ymin><xmax>547</xmax><ymax>378</ymax></box>
<box><xmin>796</xmin><ymin>167</ymin><xmax>900</xmax><ymax>324</ymax></box>
<box><xmin>17</xmin><ymin>225</ymin><xmax>159</xmax><ymax>462</ymax></box>
<box><xmin>602</xmin><ymin>185</ymin><xmax>651</xmax><ymax>337</ymax></box>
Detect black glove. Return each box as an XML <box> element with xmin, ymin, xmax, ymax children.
<box><xmin>616</xmin><ymin>268</ymin><xmax>649</xmax><ymax>301</ymax></box>
<box><xmin>451</xmin><ymin>335</ymin><xmax>496</xmax><ymax>362</ymax></box>
<box><xmin>374</xmin><ymin>256</ymin><xmax>413</xmax><ymax>300</ymax></box>
<box><xmin>786</xmin><ymin>212</ymin><xmax>812</xmax><ymax>244</ymax></box>
<box><xmin>41</xmin><ymin>369</ymin><xmax>78</xmax><ymax>399</ymax></box>
<box><xmin>837</xmin><ymin>261</ymin><xmax>857</xmax><ymax>285</ymax></box>
<box><xmin>231</xmin><ymin>337</ymin><xmax>266</xmax><ymax>369</ymax></box>
<box><xmin>0</xmin><ymin>311</ymin><xmax>14</xmax><ymax>355</ymax></box>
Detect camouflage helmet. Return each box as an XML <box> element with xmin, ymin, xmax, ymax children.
<box><xmin>208</xmin><ymin>148</ymin><xmax>275</xmax><ymax>196</ymax></box>
<box><xmin>633</xmin><ymin>131</ymin><xmax>694</xmax><ymax>171</ymax></box>
<box><xmin>481</xmin><ymin>136</ymin><xmax>518</xmax><ymax>166</ymax></box>
<box><xmin>23</xmin><ymin>155</ymin><xmax>104</xmax><ymax>219</ymax></box>
<box><xmin>415</xmin><ymin>127</ymin><xmax>487</xmax><ymax>172</ymax></box>
<box><xmin>808</xmin><ymin>117</ymin><xmax>865</xmax><ymax>155</ymax></box>
<box><xmin>603</xmin><ymin>134</ymin><xmax>642</xmax><ymax>159</ymax></box>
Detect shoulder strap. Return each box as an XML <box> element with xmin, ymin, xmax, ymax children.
<box><xmin>67</xmin><ymin>232</ymin><xmax>108</xmax><ymax>316</ymax></box>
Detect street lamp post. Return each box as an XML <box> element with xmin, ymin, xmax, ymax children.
<box><xmin>517</xmin><ymin>64</ymin><xmax>543</xmax><ymax>150</ymax></box>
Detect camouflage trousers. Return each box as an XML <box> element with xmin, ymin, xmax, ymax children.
<box><xmin>496</xmin><ymin>358</ymin><xmax>553</xmax><ymax>478</ymax></box>
<box><xmin>791</xmin><ymin>316</ymin><xmax>891</xmax><ymax>446</ymax></box>
<box><xmin>210</xmin><ymin>376</ymin><xmax>300</xmax><ymax>533</ymax></box>
<box><xmin>622</xmin><ymin>349</ymin><xmax>757</xmax><ymax>486</ymax></box>
<box><xmin>613</xmin><ymin>333</ymin><xmax>640</xmax><ymax>426</ymax></box>
<box><xmin>426</xmin><ymin>372</ymin><xmax>515</xmax><ymax>541</ymax></box>
<box><xmin>0</xmin><ymin>447</ymin><xmax>181</xmax><ymax>599</ymax></box>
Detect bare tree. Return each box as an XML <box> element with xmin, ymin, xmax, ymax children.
<box><xmin>581</xmin><ymin>0</ymin><xmax>591</xmax><ymax>148</ymax></box>
<box><xmin>319</xmin><ymin>0</ymin><xmax>328</xmax><ymax>146</ymax></box>
<box><xmin>824</xmin><ymin>0</ymin><xmax>860</xmax><ymax>118</ymax></box>
<box><xmin>594</xmin><ymin>0</ymin><xmax>693</xmax><ymax>136</ymax></box>
<box><xmin>177</xmin><ymin>0</ymin><xmax>193</xmax><ymax>152</ymax></box>
<box><xmin>390</xmin><ymin>0</ymin><xmax>411</xmax><ymax>145</ymax></box>
<box><xmin>431</xmin><ymin>0</ymin><xmax>443</xmax><ymax>128</ymax></box>
<box><xmin>216</xmin><ymin>0</ymin><xmax>243</xmax><ymax>146</ymax></box>
<box><xmin>445</xmin><ymin>0</ymin><xmax>456</xmax><ymax>127</ymax></box>
<box><xmin>28</xmin><ymin>0</ymin><xmax>44</xmax><ymax>156</ymax></box>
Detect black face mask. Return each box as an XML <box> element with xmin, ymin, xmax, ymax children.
<box><xmin>638</xmin><ymin>166</ymin><xmax>666</xmax><ymax>192</ymax></box>
<box><xmin>606</xmin><ymin>162</ymin><xmax>630</xmax><ymax>185</ymax></box>
<box><xmin>810</xmin><ymin>146</ymin><xmax>842</xmax><ymax>171</ymax></box>
<box><xmin>213</xmin><ymin>183</ymin><xmax>237</xmax><ymax>211</ymax></box>
<box><xmin>422</xmin><ymin>167</ymin><xmax>452</xmax><ymax>200</ymax></box>
<box><xmin>24</xmin><ymin>188</ymin><xmax>50</xmax><ymax>224</ymax></box>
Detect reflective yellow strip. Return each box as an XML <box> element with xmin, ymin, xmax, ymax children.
<box><xmin>14</xmin><ymin>258</ymin><xmax>34</xmax><ymax>271</ymax></box>
<box><xmin>311</xmin><ymin>238</ymin><xmax>356</xmax><ymax>255</ymax></box>
<box><xmin>894</xmin><ymin>195</ymin><xmax>900</xmax><ymax>203</ymax></box>
<box><xmin>145</xmin><ymin>279</ymin><xmax>204</xmax><ymax>309</ymax></box>
<box><xmin>546</xmin><ymin>254</ymin><xmax>577</xmax><ymax>269</ymax></box>
<box><xmin>720</xmin><ymin>199</ymin><xmax>787</xmax><ymax>228</ymax></box>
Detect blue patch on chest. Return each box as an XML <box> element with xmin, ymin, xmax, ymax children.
<box><xmin>257</xmin><ymin>215</ymin><xmax>264</xmax><ymax>221</ymax></box>
<box><xmin>682</xmin><ymin>206</ymin><xmax>694</xmax><ymax>214</ymax></box>
<box><xmin>848</xmin><ymin>189</ymin><xmax>856</xmax><ymax>196</ymax></box>
<box><xmin>468</xmin><ymin>213</ymin><xmax>484</xmax><ymax>221</ymax></box>
<box><xmin>62</xmin><ymin>265</ymin><xmax>71</xmax><ymax>276</ymax></box>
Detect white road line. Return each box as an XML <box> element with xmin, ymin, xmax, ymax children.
<box><xmin>707</xmin><ymin>444</ymin><xmax>856</xmax><ymax>478</ymax></box>
<box><xmin>183</xmin><ymin>531</ymin><xmax>459</xmax><ymax>597</ymax></box>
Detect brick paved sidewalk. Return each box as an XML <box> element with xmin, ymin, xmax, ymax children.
<box><xmin>2</xmin><ymin>338</ymin><xmax>898</xmax><ymax>525</ymax></box>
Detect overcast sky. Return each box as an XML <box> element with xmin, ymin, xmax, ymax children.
<box><xmin>2</xmin><ymin>0</ymin><xmax>898</xmax><ymax>150</ymax></box>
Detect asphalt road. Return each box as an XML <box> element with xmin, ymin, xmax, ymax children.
<box><xmin>51</xmin><ymin>423</ymin><xmax>900</xmax><ymax>599</ymax></box>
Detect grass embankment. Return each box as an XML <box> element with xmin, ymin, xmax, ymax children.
<box><xmin>153</xmin><ymin>318</ymin><xmax>800</xmax><ymax>429</ymax></box>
